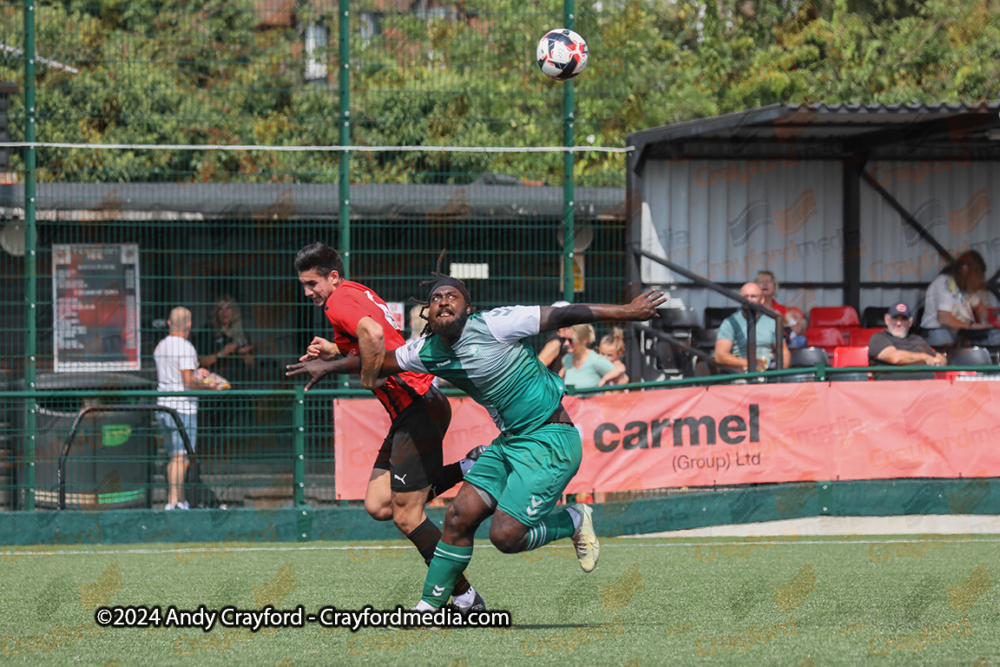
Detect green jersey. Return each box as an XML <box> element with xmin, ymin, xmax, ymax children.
<box><xmin>395</xmin><ymin>306</ymin><xmax>565</xmax><ymax>434</ymax></box>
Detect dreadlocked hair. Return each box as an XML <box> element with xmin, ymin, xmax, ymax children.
<box><xmin>407</xmin><ymin>250</ymin><xmax>473</xmax><ymax>336</ymax></box>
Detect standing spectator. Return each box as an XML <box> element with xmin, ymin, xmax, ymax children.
<box><xmin>194</xmin><ymin>295</ymin><xmax>256</xmax><ymax>458</ymax></box>
<box><xmin>195</xmin><ymin>294</ymin><xmax>255</xmax><ymax>386</ymax></box>
<box><xmin>598</xmin><ymin>327</ymin><xmax>629</xmax><ymax>386</ymax></box>
<box><xmin>755</xmin><ymin>270</ymin><xmax>787</xmax><ymax>317</ymax></box>
<box><xmin>537</xmin><ymin>301</ymin><xmax>573</xmax><ymax>374</ymax></box>
<box><xmin>922</xmin><ymin>250</ymin><xmax>1000</xmax><ymax>348</ymax></box>
<box><xmin>714</xmin><ymin>282</ymin><xmax>791</xmax><ymax>373</ymax></box>
<box><xmin>154</xmin><ymin>307</ymin><xmax>222</xmax><ymax>511</ymax></box>
<box><xmin>869</xmin><ymin>301</ymin><xmax>946</xmax><ymax>367</ymax></box>
<box><xmin>560</xmin><ymin>324</ymin><xmax>626</xmax><ymax>390</ymax></box>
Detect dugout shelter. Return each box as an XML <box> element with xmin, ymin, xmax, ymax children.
<box><xmin>625</xmin><ymin>102</ymin><xmax>1000</xmax><ymax>379</ymax></box>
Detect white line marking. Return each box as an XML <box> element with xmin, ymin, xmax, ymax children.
<box><xmin>6</xmin><ymin>536</ymin><xmax>1000</xmax><ymax>558</ymax></box>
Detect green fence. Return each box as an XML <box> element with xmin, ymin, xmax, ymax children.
<box><xmin>0</xmin><ymin>0</ymin><xmax>634</xmax><ymax>511</ymax></box>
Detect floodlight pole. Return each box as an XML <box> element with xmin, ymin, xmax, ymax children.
<box><xmin>562</xmin><ymin>0</ymin><xmax>576</xmax><ymax>303</ymax></box>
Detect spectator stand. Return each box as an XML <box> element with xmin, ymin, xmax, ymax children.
<box><xmin>633</xmin><ymin>250</ymin><xmax>784</xmax><ymax>382</ymax></box>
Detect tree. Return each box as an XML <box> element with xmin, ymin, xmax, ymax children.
<box><xmin>1</xmin><ymin>0</ymin><xmax>997</xmax><ymax>185</ymax></box>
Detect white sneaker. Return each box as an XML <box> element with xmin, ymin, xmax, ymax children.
<box><xmin>571</xmin><ymin>504</ymin><xmax>600</xmax><ymax>573</ymax></box>
<box><xmin>177</xmin><ymin>501</ymin><xmax>190</xmax><ymax>510</ymax></box>
<box><xmin>164</xmin><ymin>503</ymin><xmax>176</xmax><ymax>511</ymax></box>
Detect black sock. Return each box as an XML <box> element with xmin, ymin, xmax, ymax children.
<box><xmin>427</xmin><ymin>462</ymin><xmax>464</xmax><ymax>501</ymax></box>
<box><xmin>407</xmin><ymin>518</ymin><xmax>471</xmax><ymax>597</ymax></box>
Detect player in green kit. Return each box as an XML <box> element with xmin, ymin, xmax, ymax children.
<box><xmin>288</xmin><ymin>277</ymin><xmax>666</xmax><ymax>611</ymax></box>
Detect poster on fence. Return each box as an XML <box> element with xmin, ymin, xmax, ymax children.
<box><xmin>53</xmin><ymin>244</ymin><xmax>141</xmax><ymax>372</ymax></box>
<box><xmin>333</xmin><ymin>380</ymin><xmax>1000</xmax><ymax>499</ymax></box>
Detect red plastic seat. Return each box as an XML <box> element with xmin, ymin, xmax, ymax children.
<box><xmin>810</xmin><ymin>306</ymin><xmax>860</xmax><ymax>328</ymax></box>
<box><xmin>848</xmin><ymin>327</ymin><xmax>882</xmax><ymax>347</ymax></box>
<box><xmin>832</xmin><ymin>346</ymin><xmax>869</xmax><ymax>368</ymax></box>
<box><xmin>805</xmin><ymin>327</ymin><xmax>848</xmax><ymax>353</ymax></box>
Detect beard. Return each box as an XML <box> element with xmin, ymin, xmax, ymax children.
<box><xmin>430</xmin><ymin>310</ymin><xmax>469</xmax><ymax>339</ymax></box>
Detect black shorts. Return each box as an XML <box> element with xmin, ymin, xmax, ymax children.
<box><xmin>372</xmin><ymin>385</ymin><xmax>452</xmax><ymax>492</ymax></box>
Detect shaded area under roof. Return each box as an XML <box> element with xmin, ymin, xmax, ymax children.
<box><xmin>0</xmin><ymin>179</ymin><xmax>626</xmax><ymax>221</ymax></box>
<box><xmin>628</xmin><ymin>102</ymin><xmax>1000</xmax><ymax>167</ymax></box>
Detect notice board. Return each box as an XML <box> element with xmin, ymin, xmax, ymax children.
<box><xmin>53</xmin><ymin>244</ymin><xmax>140</xmax><ymax>372</ymax></box>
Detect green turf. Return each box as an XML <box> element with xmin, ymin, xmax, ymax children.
<box><xmin>1</xmin><ymin>534</ymin><xmax>998</xmax><ymax>665</ymax></box>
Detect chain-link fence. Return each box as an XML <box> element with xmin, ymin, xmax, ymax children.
<box><xmin>0</xmin><ymin>1</ymin><xmax>632</xmax><ymax>510</ymax></box>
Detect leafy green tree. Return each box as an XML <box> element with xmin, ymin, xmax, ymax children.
<box><xmin>1</xmin><ymin>0</ymin><xmax>997</xmax><ymax>186</ymax></box>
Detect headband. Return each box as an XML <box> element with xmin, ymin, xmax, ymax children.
<box><xmin>428</xmin><ymin>277</ymin><xmax>471</xmax><ymax>305</ymax></box>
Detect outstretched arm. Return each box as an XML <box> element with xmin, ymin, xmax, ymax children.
<box><xmin>286</xmin><ymin>350</ymin><xmax>405</xmax><ymax>392</ymax></box>
<box><xmin>538</xmin><ymin>289</ymin><xmax>666</xmax><ymax>332</ymax></box>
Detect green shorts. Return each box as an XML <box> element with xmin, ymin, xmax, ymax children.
<box><xmin>464</xmin><ymin>423</ymin><xmax>582</xmax><ymax>527</ymax></box>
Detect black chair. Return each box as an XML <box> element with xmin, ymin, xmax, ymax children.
<box><xmin>641</xmin><ymin>334</ymin><xmax>681</xmax><ymax>380</ymax></box>
<box><xmin>862</xmin><ymin>306</ymin><xmax>889</xmax><ymax>328</ymax></box>
<box><xmin>704</xmin><ymin>307</ymin><xmax>738</xmax><ymax>329</ymax></box>
<box><xmin>790</xmin><ymin>347</ymin><xmax>830</xmax><ymax>368</ymax></box>
<box><xmin>949</xmin><ymin>346</ymin><xmax>995</xmax><ymax>371</ymax></box>
<box><xmin>693</xmin><ymin>327</ymin><xmax>719</xmax><ymax>352</ymax></box>
<box><xmin>654</xmin><ymin>307</ymin><xmax>700</xmax><ymax>358</ymax></box>
<box><xmin>784</xmin><ymin>347</ymin><xmax>829</xmax><ymax>382</ymax></box>
<box><xmin>655</xmin><ymin>307</ymin><xmax>700</xmax><ymax>331</ymax></box>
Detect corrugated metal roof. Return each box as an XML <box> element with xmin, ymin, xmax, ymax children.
<box><xmin>629</xmin><ymin>102</ymin><xmax>1000</xmax><ymax>165</ymax></box>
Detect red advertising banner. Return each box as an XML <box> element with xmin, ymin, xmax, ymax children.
<box><xmin>333</xmin><ymin>380</ymin><xmax>1000</xmax><ymax>499</ymax></box>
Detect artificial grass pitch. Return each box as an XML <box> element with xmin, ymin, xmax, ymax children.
<box><xmin>1</xmin><ymin>534</ymin><xmax>998</xmax><ymax>665</ymax></box>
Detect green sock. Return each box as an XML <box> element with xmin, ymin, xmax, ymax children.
<box><xmin>524</xmin><ymin>509</ymin><xmax>576</xmax><ymax>551</ymax></box>
<box><xmin>421</xmin><ymin>543</ymin><xmax>474</xmax><ymax>607</ymax></box>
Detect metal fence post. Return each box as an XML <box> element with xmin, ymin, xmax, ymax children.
<box><xmin>293</xmin><ymin>384</ymin><xmax>305</xmax><ymax>507</ymax></box>
<box><xmin>561</xmin><ymin>0</ymin><xmax>576</xmax><ymax>304</ymax></box>
<box><xmin>23</xmin><ymin>0</ymin><xmax>37</xmax><ymax>511</ymax></box>
<box><xmin>338</xmin><ymin>0</ymin><xmax>351</xmax><ymax>280</ymax></box>
<box><xmin>293</xmin><ymin>384</ymin><xmax>310</xmax><ymax>541</ymax></box>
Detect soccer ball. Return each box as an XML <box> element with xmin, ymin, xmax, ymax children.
<box><xmin>536</xmin><ymin>29</ymin><xmax>588</xmax><ymax>81</ymax></box>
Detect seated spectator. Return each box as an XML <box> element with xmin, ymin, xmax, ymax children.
<box><xmin>537</xmin><ymin>300</ymin><xmax>573</xmax><ymax>374</ymax></box>
<box><xmin>755</xmin><ymin>270</ymin><xmax>787</xmax><ymax>317</ymax></box>
<box><xmin>714</xmin><ymin>282</ymin><xmax>792</xmax><ymax>373</ymax></box>
<box><xmin>869</xmin><ymin>301</ymin><xmax>946</xmax><ymax>367</ymax></box>
<box><xmin>598</xmin><ymin>327</ymin><xmax>629</xmax><ymax>386</ymax></box>
<box><xmin>560</xmin><ymin>323</ymin><xmax>626</xmax><ymax>390</ymax></box>
<box><xmin>921</xmin><ymin>250</ymin><xmax>1000</xmax><ymax>348</ymax></box>
<box><xmin>783</xmin><ymin>306</ymin><xmax>808</xmax><ymax>350</ymax></box>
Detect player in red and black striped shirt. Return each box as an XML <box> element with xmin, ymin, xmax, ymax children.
<box><xmin>294</xmin><ymin>243</ymin><xmax>483</xmax><ymax>613</ymax></box>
